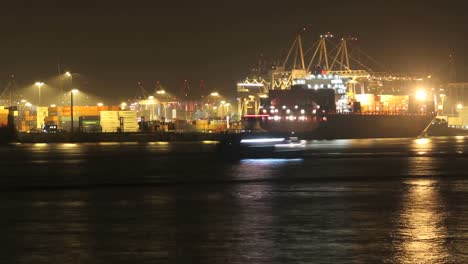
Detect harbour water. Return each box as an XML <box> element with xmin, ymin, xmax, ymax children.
<box><xmin>1</xmin><ymin>137</ymin><xmax>468</xmax><ymax>263</ymax></box>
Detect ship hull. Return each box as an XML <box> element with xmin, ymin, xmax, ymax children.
<box><xmin>314</xmin><ymin>114</ymin><xmax>435</xmax><ymax>139</ymax></box>
<box><xmin>256</xmin><ymin>114</ymin><xmax>435</xmax><ymax>139</ymax></box>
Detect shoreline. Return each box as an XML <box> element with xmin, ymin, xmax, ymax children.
<box><xmin>2</xmin><ymin>125</ymin><xmax>468</xmax><ymax>144</ymax></box>
<box><xmin>14</xmin><ymin>132</ymin><xmax>242</xmax><ymax>144</ymax></box>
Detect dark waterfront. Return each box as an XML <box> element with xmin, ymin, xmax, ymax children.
<box><xmin>1</xmin><ymin>137</ymin><xmax>468</xmax><ymax>263</ymax></box>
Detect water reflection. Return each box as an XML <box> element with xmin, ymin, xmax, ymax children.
<box><xmin>393</xmin><ymin>177</ymin><xmax>449</xmax><ymax>262</ymax></box>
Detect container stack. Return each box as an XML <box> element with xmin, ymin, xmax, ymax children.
<box><xmin>37</xmin><ymin>107</ymin><xmax>48</xmax><ymax>129</ymax></box>
<box><xmin>0</xmin><ymin>107</ymin><xmax>8</xmax><ymax>127</ymax></box>
<box><xmin>100</xmin><ymin>111</ymin><xmax>120</xmax><ymax>132</ymax></box>
<box><xmin>119</xmin><ymin>111</ymin><xmax>139</xmax><ymax>132</ymax></box>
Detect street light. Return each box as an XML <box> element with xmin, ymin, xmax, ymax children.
<box><xmin>65</xmin><ymin>72</ymin><xmax>72</xmax><ymax>87</ymax></box>
<box><xmin>35</xmin><ymin>82</ymin><xmax>44</xmax><ymax>106</ymax></box>
<box><xmin>70</xmin><ymin>89</ymin><xmax>79</xmax><ymax>133</ymax></box>
<box><xmin>97</xmin><ymin>102</ymin><xmax>104</xmax><ymax>107</ymax></box>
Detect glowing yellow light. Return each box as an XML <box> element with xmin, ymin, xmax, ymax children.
<box><xmin>415</xmin><ymin>138</ymin><xmax>430</xmax><ymax>145</ymax></box>
<box><xmin>35</xmin><ymin>82</ymin><xmax>44</xmax><ymax>87</ymax></box>
<box><xmin>148</xmin><ymin>96</ymin><xmax>154</xmax><ymax>100</ymax></box>
<box><xmin>437</xmin><ymin>105</ymin><xmax>443</xmax><ymax>110</ymax></box>
<box><xmin>415</xmin><ymin>90</ymin><xmax>427</xmax><ymax>101</ymax></box>
<box><xmin>156</xmin><ymin>90</ymin><xmax>166</xmax><ymax>94</ymax></box>
<box><xmin>50</xmin><ymin>104</ymin><xmax>56</xmax><ymax>107</ymax></box>
<box><xmin>457</xmin><ymin>104</ymin><xmax>463</xmax><ymax>109</ymax></box>
<box><xmin>25</xmin><ymin>102</ymin><xmax>32</xmax><ymax>107</ymax></box>
<box><xmin>202</xmin><ymin>140</ymin><xmax>218</xmax><ymax>144</ymax></box>
<box><xmin>65</xmin><ymin>72</ymin><xmax>72</xmax><ymax>77</ymax></box>
<box><xmin>97</xmin><ymin>103</ymin><xmax>104</xmax><ymax>107</ymax></box>
<box><xmin>71</xmin><ymin>89</ymin><xmax>79</xmax><ymax>94</ymax></box>
<box><xmin>210</xmin><ymin>92</ymin><xmax>219</xmax><ymax>97</ymax></box>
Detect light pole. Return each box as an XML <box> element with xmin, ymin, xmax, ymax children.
<box><xmin>70</xmin><ymin>89</ymin><xmax>79</xmax><ymax>133</ymax></box>
<box><xmin>65</xmin><ymin>71</ymin><xmax>73</xmax><ymax>87</ymax></box>
<box><xmin>35</xmin><ymin>82</ymin><xmax>44</xmax><ymax>106</ymax></box>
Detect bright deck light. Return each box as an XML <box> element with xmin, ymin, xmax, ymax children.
<box><xmin>415</xmin><ymin>90</ymin><xmax>427</xmax><ymax>101</ymax></box>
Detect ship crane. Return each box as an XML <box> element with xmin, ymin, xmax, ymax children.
<box><xmin>134</xmin><ymin>81</ymin><xmax>150</xmax><ymax>100</ymax></box>
<box><xmin>0</xmin><ymin>75</ymin><xmax>20</xmax><ymax>106</ymax></box>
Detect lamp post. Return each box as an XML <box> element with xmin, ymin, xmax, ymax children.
<box><xmin>70</xmin><ymin>89</ymin><xmax>79</xmax><ymax>132</ymax></box>
<box><xmin>65</xmin><ymin>72</ymin><xmax>73</xmax><ymax>88</ymax></box>
<box><xmin>35</xmin><ymin>82</ymin><xmax>44</xmax><ymax>106</ymax></box>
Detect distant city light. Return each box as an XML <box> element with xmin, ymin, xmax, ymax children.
<box><xmin>156</xmin><ymin>90</ymin><xmax>166</xmax><ymax>94</ymax></box>
<box><xmin>210</xmin><ymin>92</ymin><xmax>219</xmax><ymax>97</ymax></box>
<box><xmin>65</xmin><ymin>72</ymin><xmax>72</xmax><ymax>77</ymax></box>
<box><xmin>457</xmin><ymin>103</ymin><xmax>463</xmax><ymax>109</ymax></box>
<box><xmin>71</xmin><ymin>89</ymin><xmax>79</xmax><ymax>94</ymax></box>
<box><xmin>97</xmin><ymin>103</ymin><xmax>104</xmax><ymax>107</ymax></box>
<box><xmin>25</xmin><ymin>102</ymin><xmax>32</xmax><ymax>107</ymax></box>
<box><xmin>148</xmin><ymin>96</ymin><xmax>154</xmax><ymax>100</ymax></box>
<box><xmin>50</xmin><ymin>104</ymin><xmax>56</xmax><ymax>107</ymax></box>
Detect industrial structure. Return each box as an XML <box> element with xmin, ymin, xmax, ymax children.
<box><xmin>237</xmin><ymin>31</ymin><xmax>442</xmax><ymax>119</ymax></box>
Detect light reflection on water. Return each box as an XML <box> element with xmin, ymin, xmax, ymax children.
<box><xmin>1</xmin><ymin>137</ymin><xmax>468</xmax><ymax>263</ymax></box>
<box><xmin>393</xmin><ymin>179</ymin><xmax>449</xmax><ymax>263</ymax></box>
<box><xmin>240</xmin><ymin>158</ymin><xmax>303</xmax><ymax>164</ymax></box>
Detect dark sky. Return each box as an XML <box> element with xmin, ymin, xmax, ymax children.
<box><xmin>0</xmin><ymin>1</ymin><xmax>466</xmax><ymax>101</ymax></box>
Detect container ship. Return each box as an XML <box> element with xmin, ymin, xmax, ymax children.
<box><xmin>239</xmin><ymin>33</ymin><xmax>436</xmax><ymax>139</ymax></box>
<box><xmin>248</xmin><ymin>76</ymin><xmax>436</xmax><ymax>139</ymax></box>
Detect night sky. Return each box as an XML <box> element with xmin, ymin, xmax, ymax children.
<box><xmin>0</xmin><ymin>2</ymin><xmax>466</xmax><ymax>102</ymax></box>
